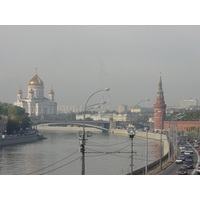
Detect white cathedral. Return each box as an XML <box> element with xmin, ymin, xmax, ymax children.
<box><xmin>14</xmin><ymin>73</ymin><xmax>57</xmax><ymax>117</ymax></box>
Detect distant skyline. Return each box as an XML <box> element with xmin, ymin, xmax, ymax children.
<box><xmin>1</xmin><ymin>26</ymin><xmax>200</xmax><ymax>110</ymax></box>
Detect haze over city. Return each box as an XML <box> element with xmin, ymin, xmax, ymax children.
<box><xmin>1</xmin><ymin>25</ymin><xmax>200</xmax><ymax>110</ymax></box>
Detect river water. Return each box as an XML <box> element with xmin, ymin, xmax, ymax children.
<box><xmin>0</xmin><ymin>126</ymin><xmax>160</xmax><ymax>175</ymax></box>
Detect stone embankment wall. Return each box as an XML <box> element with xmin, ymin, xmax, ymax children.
<box><xmin>0</xmin><ymin>134</ymin><xmax>41</xmax><ymax>147</ymax></box>
<box><xmin>110</xmin><ymin>129</ymin><xmax>170</xmax><ymax>175</ymax></box>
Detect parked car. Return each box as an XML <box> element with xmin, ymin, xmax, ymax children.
<box><xmin>178</xmin><ymin>167</ymin><xmax>188</xmax><ymax>175</ymax></box>
<box><xmin>184</xmin><ymin>161</ymin><xmax>193</xmax><ymax>169</ymax></box>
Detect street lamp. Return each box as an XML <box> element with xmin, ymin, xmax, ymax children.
<box><xmin>145</xmin><ymin>127</ymin><xmax>149</xmax><ymax>175</ymax></box>
<box><xmin>80</xmin><ymin>87</ymin><xmax>110</xmax><ymax>175</ymax></box>
<box><xmin>157</xmin><ymin>108</ymin><xmax>166</xmax><ymax>170</ymax></box>
<box><xmin>131</xmin><ymin>98</ymin><xmax>150</xmax><ymax>126</ymax></box>
<box><xmin>127</xmin><ymin>127</ymin><xmax>136</xmax><ymax>175</ymax></box>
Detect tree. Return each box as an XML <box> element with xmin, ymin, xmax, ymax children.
<box><xmin>0</xmin><ymin>103</ymin><xmax>13</xmax><ymax>115</ymax></box>
<box><xmin>169</xmin><ymin>110</ymin><xmax>200</xmax><ymax>121</ymax></box>
<box><xmin>8</xmin><ymin>105</ymin><xmax>27</xmax><ymax>116</ymax></box>
<box><xmin>0</xmin><ymin>103</ymin><xmax>31</xmax><ymax>134</ymax></box>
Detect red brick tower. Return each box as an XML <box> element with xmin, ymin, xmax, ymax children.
<box><xmin>154</xmin><ymin>73</ymin><xmax>166</xmax><ymax>131</ymax></box>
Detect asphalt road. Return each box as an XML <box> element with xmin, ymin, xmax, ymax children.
<box><xmin>157</xmin><ymin>142</ymin><xmax>200</xmax><ymax>175</ymax></box>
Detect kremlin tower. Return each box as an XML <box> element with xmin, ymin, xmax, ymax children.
<box><xmin>154</xmin><ymin>73</ymin><xmax>166</xmax><ymax>131</ymax></box>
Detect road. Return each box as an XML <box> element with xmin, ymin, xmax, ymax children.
<box><xmin>157</xmin><ymin>142</ymin><xmax>199</xmax><ymax>175</ymax></box>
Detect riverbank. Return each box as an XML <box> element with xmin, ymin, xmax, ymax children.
<box><xmin>0</xmin><ymin>133</ymin><xmax>44</xmax><ymax>147</ymax></box>
<box><xmin>37</xmin><ymin>124</ymin><xmax>101</xmax><ymax>133</ymax></box>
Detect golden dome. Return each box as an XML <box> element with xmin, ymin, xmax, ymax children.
<box><xmin>29</xmin><ymin>88</ymin><xmax>34</xmax><ymax>93</ymax></box>
<box><xmin>49</xmin><ymin>89</ymin><xmax>54</xmax><ymax>94</ymax></box>
<box><xmin>17</xmin><ymin>89</ymin><xmax>23</xmax><ymax>94</ymax></box>
<box><xmin>28</xmin><ymin>74</ymin><xmax>44</xmax><ymax>85</ymax></box>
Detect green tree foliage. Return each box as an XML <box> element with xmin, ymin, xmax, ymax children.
<box><xmin>0</xmin><ymin>103</ymin><xmax>31</xmax><ymax>134</ymax></box>
<box><xmin>66</xmin><ymin>112</ymin><xmax>76</xmax><ymax>121</ymax></box>
<box><xmin>169</xmin><ymin>110</ymin><xmax>200</xmax><ymax>121</ymax></box>
<box><xmin>0</xmin><ymin>103</ymin><xmax>12</xmax><ymax>115</ymax></box>
<box><xmin>8</xmin><ymin>105</ymin><xmax>27</xmax><ymax>116</ymax></box>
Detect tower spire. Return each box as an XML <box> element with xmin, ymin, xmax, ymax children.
<box><xmin>154</xmin><ymin>73</ymin><xmax>167</xmax><ymax>131</ymax></box>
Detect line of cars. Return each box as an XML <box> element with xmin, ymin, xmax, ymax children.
<box><xmin>176</xmin><ymin>137</ymin><xmax>195</xmax><ymax>175</ymax></box>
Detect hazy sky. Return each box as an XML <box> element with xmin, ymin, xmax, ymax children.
<box><xmin>1</xmin><ymin>25</ymin><xmax>200</xmax><ymax>110</ymax></box>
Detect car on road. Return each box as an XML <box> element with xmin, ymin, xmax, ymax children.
<box><xmin>184</xmin><ymin>161</ymin><xmax>193</xmax><ymax>169</ymax></box>
<box><xmin>196</xmin><ymin>164</ymin><xmax>200</xmax><ymax>175</ymax></box>
<box><xmin>179</xmin><ymin>154</ymin><xmax>185</xmax><ymax>161</ymax></box>
<box><xmin>187</xmin><ymin>148</ymin><xmax>194</xmax><ymax>154</ymax></box>
<box><xmin>178</xmin><ymin>167</ymin><xmax>188</xmax><ymax>175</ymax></box>
<box><xmin>180</xmin><ymin>148</ymin><xmax>186</xmax><ymax>153</ymax></box>
<box><xmin>184</xmin><ymin>151</ymin><xmax>191</xmax><ymax>155</ymax></box>
<box><xmin>179</xmin><ymin>145</ymin><xmax>185</xmax><ymax>150</ymax></box>
<box><xmin>185</xmin><ymin>155</ymin><xmax>193</xmax><ymax>162</ymax></box>
<box><xmin>194</xmin><ymin>143</ymin><xmax>199</xmax><ymax>148</ymax></box>
<box><xmin>198</xmin><ymin>148</ymin><xmax>200</xmax><ymax>154</ymax></box>
<box><xmin>175</xmin><ymin>157</ymin><xmax>183</xmax><ymax>164</ymax></box>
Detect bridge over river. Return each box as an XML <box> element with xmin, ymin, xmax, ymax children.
<box><xmin>41</xmin><ymin>122</ymin><xmax>109</xmax><ymax>133</ymax></box>
<box><xmin>32</xmin><ymin>120</ymin><xmax>150</xmax><ymax>134</ymax></box>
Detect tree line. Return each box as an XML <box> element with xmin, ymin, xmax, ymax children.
<box><xmin>0</xmin><ymin>103</ymin><xmax>31</xmax><ymax>134</ymax></box>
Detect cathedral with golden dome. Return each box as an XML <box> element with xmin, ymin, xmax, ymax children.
<box><xmin>14</xmin><ymin>73</ymin><xmax>57</xmax><ymax>117</ymax></box>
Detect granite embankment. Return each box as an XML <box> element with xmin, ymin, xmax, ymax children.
<box><xmin>0</xmin><ymin>134</ymin><xmax>44</xmax><ymax>147</ymax></box>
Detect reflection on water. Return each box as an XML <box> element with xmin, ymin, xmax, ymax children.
<box><xmin>0</xmin><ymin>128</ymin><xmax>159</xmax><ymax>175</ymax></box>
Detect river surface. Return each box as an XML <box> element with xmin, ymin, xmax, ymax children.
<box><xmin>0</xmin><ymin>126</ymin><xmax>160</xmax><ymax>175</ymax></box>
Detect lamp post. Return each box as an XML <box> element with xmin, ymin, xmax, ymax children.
<box><xmin>127</xmin><ymin>127</ymin><xmax>136</xmax><ymax>175</ymax></box>
<box><xmin>130</xmin><ymin>98</ymin><xmax>150</xmax><ymax>174</ymax></box>
<box><xmin>157</xmin><ymin>108</ymin><xmax>166</xmax><ymax>170</ymax></box>
<box><xmin>131</xmin><ymin>98</ymin><xmax>150</xmax><ymax>125</ymax></box>
<box><xmin>80</xmin><ymin>88</ymin><xmax>110</xmax><ymax>175</ymax></box>
<box><xmin>145</xmin><ymin>127</ymin><xmax>149</xmax><ymax>175</ymax></box>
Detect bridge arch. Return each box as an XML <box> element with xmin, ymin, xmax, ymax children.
<box><xmin>38</xmin><ymin>122</ymin><xmax>109</xmax><ymax>133</ymax></box>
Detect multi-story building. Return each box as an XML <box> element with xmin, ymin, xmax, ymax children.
<box><xmin>14</xmin><ymin>73</ymin><xmax>57</xmax><ymax>117</ymax></box>
<box><xmin>113</xmin><ymin>113</ymin><xmax>132</xmax><ymax>121</ymax></box>
<box><xmin>57</xmin><ymin>105</ymin><xmax>84</xmax><ymax>113</ymax></box>
<box><xmin>76</xmin><ymin>113</ymin><xmax>111</xmax><ymax>121</ymax></box>
<box><xmin>180</xmin><ymin>98</ymin><xmax>198</xmax><ymax>108</ymax></box>
<box><xmin>118</xmin><ymin>105</ymin><xmax>128</xmax><ymax>113</ymax></box>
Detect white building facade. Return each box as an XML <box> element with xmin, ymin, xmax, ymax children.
<box><xmin>76</xmin><ymin>113</ymin><xmax>112</xmax><ymax>121</ymax></box>
<box><xmin>57</xmin><ymin>105</ymin><xmax>84</xmax><ymax>113</ymax></box>
<box><xmin>180</xmin><ymin>98</ymin><xmax>198</xmax><ymax>108</ymax></box>
<box><xmin>14</xmin><ymin>73</ymin><xmax>57</xmax><ymax>116</ymax></box>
